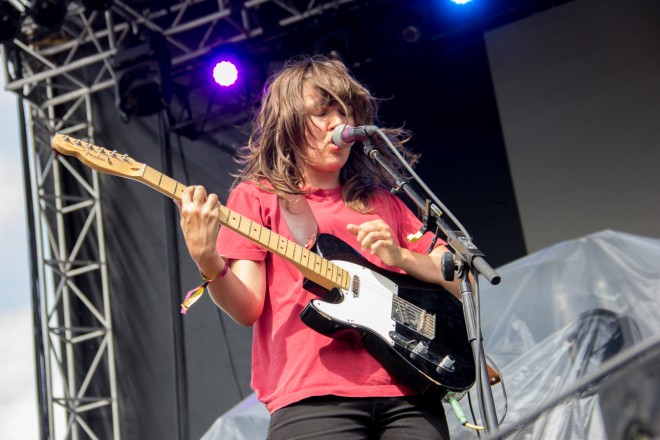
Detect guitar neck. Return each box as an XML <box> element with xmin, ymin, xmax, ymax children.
<box><xmin>139</xmin><ymin>164</ymin><xmax>348</xmax><ymax>291</ymax></box>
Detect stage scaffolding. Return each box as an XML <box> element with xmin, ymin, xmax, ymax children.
<box><xmin>1</xmin><ymin>1</ymin><xmax>358</xmax><ymax>438</ymax></box>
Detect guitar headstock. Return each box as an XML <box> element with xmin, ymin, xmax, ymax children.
<box><xmin>51</xmin><ymin>133</ymin><xmax>145</xmax><ymax>179</ymax></box>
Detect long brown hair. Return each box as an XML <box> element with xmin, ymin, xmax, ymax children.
<box><xmin>234</xmin><ymin>54</ymin><xmax>419</xmax><ymax>212</ymax></box>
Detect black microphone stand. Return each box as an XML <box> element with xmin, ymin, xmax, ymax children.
<box><xmin>361</xmin><ymin>134</ymin><xmax>501</xmax><ymax>436</ymax></box>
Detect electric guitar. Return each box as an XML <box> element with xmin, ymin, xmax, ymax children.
<box><xmin>51</xmin><ymin>134</ymin><xmax>476</xmax><ymax>396</ymax></box>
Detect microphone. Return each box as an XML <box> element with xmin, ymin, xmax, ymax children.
<box><xmin>332</xmin><ymin>125</ymin><xmax>379</xmax><ymax>148</ymax></box>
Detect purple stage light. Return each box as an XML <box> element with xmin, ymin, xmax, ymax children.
<box><xmin>213</xmin><ymin>61</ymin><xmax>238</xmax><ymax>86</ymax></box>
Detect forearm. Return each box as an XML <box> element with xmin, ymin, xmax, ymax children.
<box><xmin>203</xmin><ymin>258</ymin><xmax>266</xmax><ymax>327</ymax></box>
<box><xmin>397</xmin><ymin>245</ymin><xmax>466</xmax><ymax>299</ymax></box>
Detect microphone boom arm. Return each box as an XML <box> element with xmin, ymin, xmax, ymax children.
<box><xmin>361</xmin><ymin>138</ymin><xmax>500</xmax><ymax>285</ymax></box>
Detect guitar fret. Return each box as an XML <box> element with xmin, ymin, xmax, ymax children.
<box><xmin>291</xmin><ymin>243</ymin><xmax>301</xmax><ymax>261</ymax></box>
<box><xmin>284</xmin><ymin>240</ymin><xmax>292</xmax><ymax>260</ymax></box>
<box><xmin>336</xmin><ymin>267</ymin><xmax>346</xmax><ymax>288</ymax></box>
<box><xmin>248</xmin><ymin>223</ymin><xmax>258</xmax><ymax>241</ymax></box>
<box><xmin>262</xmin><ymin>228</ymin><xmax>271</xmax><ymax>248</ymax></box>
<box><xmin>329</xmin><ymin>263</ymin><xmax>336</xmax><ymax>282</ymax></box>
<box><xmin>245</xmin><ymin>219</ymin><xmax>254</xmax><ymax>238</ymax></box>
<box><xmin>241</xmin><ymin>217</ymin><xmax>251</xmax><ymax>235</ymax></box>
<box><xmin>270</xmin><ymin>231</ymin><xmax>279</xmax><ymax>251</ymax></box>
<box><xmin>270</xmin><ymin>231</ymin><xmax>277</xmax><ymax>249</ymax></box>
<box><xmin>293</xmin><ymin>243</ymin><xmax>303</xmax><ymax>264</ymax></box>
<box><xmin>164</xmin><ymin>175</ymin><xmax>179</xmax><ymax>195</ymax></box>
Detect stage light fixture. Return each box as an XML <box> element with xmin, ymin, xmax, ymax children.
<box><xmin>400</xmin><ymin>24</ymin><xmax>422</xmax><ymax>45</ymax></box>
<box><xmin>0</xmin><ymin>3</ymin><xmax>22</xmax><ymax>43</ymax></box>
<box><xmin>450</xmin><ymin>0</ymin><xmax>473</xmax><ymax>4</ymax></box>
<box><xmin>113</xmin><ymin>32</ymin><xmax>172</xmax><ymax>122</ymax></box>
<box><xmin>212</xmin><ymin>61</ymin><xmax>239</xmax><ymax>87</ymax></box>
<box><xmin>30</xmin><ymin>0</ymin><xmax>67</xmax><ymax>29</ymax></box>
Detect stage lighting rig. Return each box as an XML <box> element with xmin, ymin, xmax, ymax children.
<box><xmin>213</xmin><ymin>60</ymin><xmax>239</xmax><ymax>87</ymax></box>
<box><xmin>30</xmin><ymin>0</ymin><xmax>67</xmax><ymax>29</ymax></box>
<box><xmin>113</xmin><ymin>31</ymin><xmax>173</xmax><ymax>123</ymax></box>
<box><xmin>0</xmin><ymin>2</ymin><xmax>22</xmax><ymax>43</ymax></box>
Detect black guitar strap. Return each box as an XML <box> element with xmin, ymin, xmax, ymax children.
<box><xmin>279</xmin><ymin>194</ymin><xmax>318</xmax><ymax>249</ymax></box>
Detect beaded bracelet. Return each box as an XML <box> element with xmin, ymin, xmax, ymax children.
<box><xmin>180</xmin><ymin>257</ymin><xmax>228</xmax><ymax>314</ymax></box>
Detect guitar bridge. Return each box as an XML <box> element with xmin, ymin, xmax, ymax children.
<box><xmin>391</xmin><ymin>295</ymin><xmax>436</xmax><ymax>339</ymax></box>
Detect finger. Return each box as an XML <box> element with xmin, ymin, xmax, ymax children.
<box><xmin>182</xmin><ymin>185</ymin><xmax>195</xmax><ymax>203</ymax></box>
<box><xmin>192</xmin><ymin>185</ymin><xmax>207</xmax><ymax>203</ymax></box>
<box><xmin>201</xmin><ymin>194</ymin><xmax>220</xmax><ymax>225</ymax></box>
<box><xmin>346</xmin><ymin>224</ymin><xmax>359</xmax><ymax>235</ymax></box>
<box><xmin>174</xmin><ymin>200</ymin><xmax>182</xmax><ymax>212</ymax></box>
<box><xmin>358</xmin><ymin>229</ymin><xmax>370</xmax><ymax>247</ymax></box>
<box><xmin>355</xmin><ymin>222</ymin><xmax>377</xmax><ymax>243</ymax></box>
<box><xmin>206</xmin><ymin>193</ymin><xmax>219</xmax><ymax>208</ymax></box>
<box><xmin>370</xmin><ymin>240</ymin><xmax>386</xmax><ymax>253</ymax></box>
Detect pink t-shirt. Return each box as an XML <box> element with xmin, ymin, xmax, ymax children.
<box><xmin>217</xmin><ymin>182</ymin><xmax>442</xmax><ymax>413</ymax></box>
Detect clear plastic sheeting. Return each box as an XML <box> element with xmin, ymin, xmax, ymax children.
<box><xmin>449</xmin><ymin>230</ymin><xmax>660</xmax><ymax>439</ymax></box>
<box><xmin>201</xmin><ymin>230</ymin><xmax>660</xmax><ymax>440</ymax></box>
<box><xmin>200</xmin><ymin>393</ymin><xmax>269</xmax><ymax>440</ymax></box>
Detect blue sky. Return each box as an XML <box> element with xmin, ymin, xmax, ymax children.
<box><xmin>0</xmin><ymin>63</ymin><xmax>39</xmax><ymax>439</ymax></box>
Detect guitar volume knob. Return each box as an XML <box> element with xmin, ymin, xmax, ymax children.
<box><xmin>410</xmin><ymin>341</ymin><xmax>429</xmax><ymax>361</ymax></box>
<box><xmin>436</xmin><ymin>355</ymin><xmax>456</xmax><ymax>373</ymax></box>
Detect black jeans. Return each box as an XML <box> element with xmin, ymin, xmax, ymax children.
<box><xmin>268</xmin><ymin>394</ymin><xmax>450</xmax><ymax>440</ymax></box>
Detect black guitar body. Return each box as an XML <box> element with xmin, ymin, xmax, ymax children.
<box><xmin>300</xmin><ymin>233</ymin><xmax>476</xmax><ymax>396</ymax></box>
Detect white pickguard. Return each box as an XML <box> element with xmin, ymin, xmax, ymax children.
<box><xmin>310</xmin><ymin>260</ymin><xmax>398</xmax><ymax>346</ymax></box>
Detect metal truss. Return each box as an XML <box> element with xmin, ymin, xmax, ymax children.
<box><xmin>4</xmin><ymin>0</ymin><xmax>359</xmax><ymax>107</ymax></box>
<box><xmin>2</xmin><ymin>37</ymin><xmax>123</xmax><ymax>436</ymax></box>
<box><xmin>29</xmin><ymin>96</ymin><xmax>120</xmax><ymax>440</ymax></box>
<box><xmin>1</xmin><ymin>1</ymin><xmax>361</xmax><ymax>438</ymax></box>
